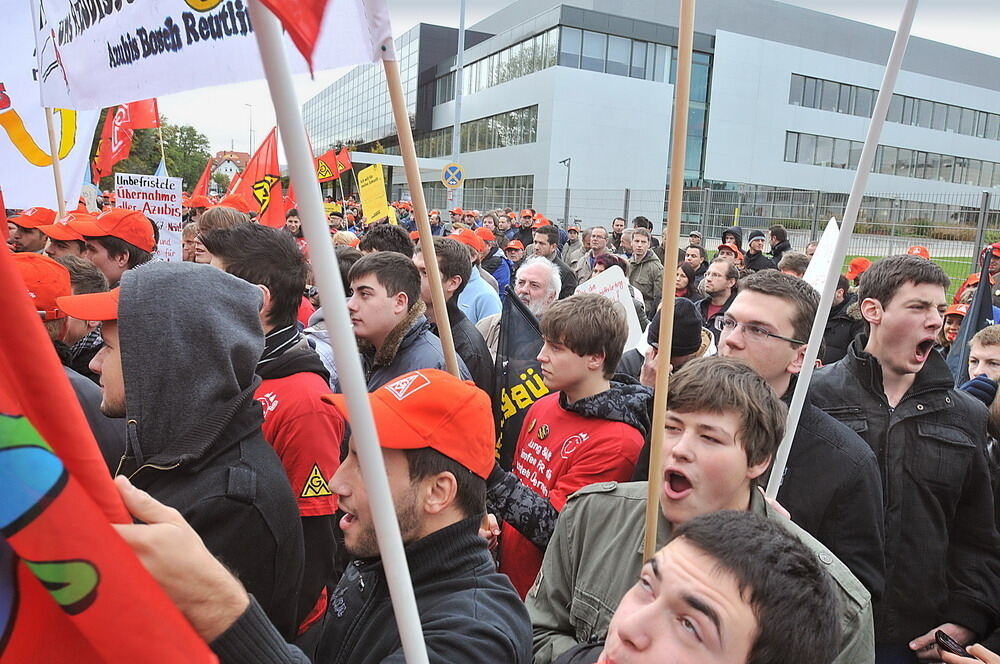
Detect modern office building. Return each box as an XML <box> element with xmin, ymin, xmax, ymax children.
<box><xmin>302</xmin><ymin>0</ymin><xmax>1000</xmax><ymax>227</ymax></box>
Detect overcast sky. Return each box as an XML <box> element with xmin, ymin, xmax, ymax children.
<box><xmin>156</xmin><ymin>0</ymin><xmax>1000</xmax><ymax>158</ymax></box>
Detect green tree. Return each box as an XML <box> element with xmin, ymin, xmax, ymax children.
<box><xmin>212</xmin><ymin>171</ymin><xmax>230</xmax><ymax>193</ymax></box>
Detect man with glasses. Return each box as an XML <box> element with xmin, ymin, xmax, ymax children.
<box><xmin>574</xmin><ymin>226</ymin><xmax>612</xmax><ymax>282</ymax></box>
<box><xmin>717</xmin><ymin>270</ymin><xmax>885</xmax><ymax>606</ymax></box>
<box><xmin>696</xmin><ymin>258</ymin><xmax>739</xmax><ymax>341</ymax></box>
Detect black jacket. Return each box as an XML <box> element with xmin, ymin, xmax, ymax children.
<box><xmin>550</xmin><ymin>255</ymin><xmax>578</xmax><ymax>300</ymax></box>
<box><xmin>774</xmin><ymin>380</ymin><xmax>886</xmax><ymax>605</ymax></box>
<box><xmin>695</xmin><ymin>290</ymin><xmax>737</xmax><ymax>342</ymax></box>
<box><xmin>210</xmin><ymin>516</ymin><xmax>533</xmax><ymax>663</ymax></box>
<box><xmin>770</xmin><ymin>239</ymin><xmax>792</xmax><ymax>264</ymax></box>
<box><xmin>823</xmin><ymin>293</ymin><xmax>864</xmax><ymax>365</ymax></box>
<box><xmin>810</xmin><ymin>337</ymin><xmax>1000</xmax><ymax>643</ymax></box>
<box><xmin>431</xmin><ymin>300</ymin><xmax>494</xmax><ymax>392</ymax></box>
<box><xmin>721</xmin><ymin>225</ymin><xmax>744</xmax><ymax>252</ymax></box>
<box><xmin>744</xmin><ymin>250</ymin><xmax>776</xmax><ymax>272</ymax></box>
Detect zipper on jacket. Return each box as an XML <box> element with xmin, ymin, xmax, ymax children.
<box><xmin>128</xmin><ymin>461</ymin><xmax>181</xmax><ymax>480</ymax></box>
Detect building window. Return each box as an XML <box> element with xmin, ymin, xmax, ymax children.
<box><xmin>559</xmin><ymin>27</ymin><xmax>582</xmax><ymax>68</ymax></box>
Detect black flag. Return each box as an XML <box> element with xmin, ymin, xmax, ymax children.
<box><xmin>492</xmin><ymin>285</ymin><xmax>549</xmax><ymax>469</ymax></box>
<box><xmin>947</xmin><ymin>247</ymin><xmax>997</xmax><ymax>385</ymax></box>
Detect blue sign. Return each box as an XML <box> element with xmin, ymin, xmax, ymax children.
<box><xmin>442</xmin><ymin>163</ymin><xmax>464</xmax><ymax>189</ymax></box>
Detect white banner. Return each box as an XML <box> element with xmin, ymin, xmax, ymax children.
<box><xmin>115</xmin><ymin>173</ymin><xmax>183</xmax><ymax>262</ymax></box>
<box><xmin>32</xmin><ymin>0</ymin><xmax>396</xmax><ymax>110</ymax></box>
<box><xmin>1</xmin><ymin>1</ymin><xmax>99</xmax><ymax>210</ymax></box>
<box><xmin>802</xmin><ymin>217</ymin><xmax>840</xmax><ymax>296</ymax></box>
<box><xmin>574</xmin><ymin>266</ymin><xmax>644</xmax><ymax>351</ymax></box>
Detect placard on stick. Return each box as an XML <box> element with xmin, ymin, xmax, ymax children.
<box><xmin>115</xmin><ymin>173</ymin><xmax>183</xmax><ymax>262</ymax></box>
<box><xmin>357</xmin><ymin>164</ymin><xmax>396</xmax><ymax>224</ymax></box>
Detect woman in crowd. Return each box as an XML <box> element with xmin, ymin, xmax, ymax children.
<box><xmin>675</xmin><ymin>262</ymin><xmax>697</xmax><ymax>300</ymax></box>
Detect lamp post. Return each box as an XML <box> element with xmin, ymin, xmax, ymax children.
<box><xmin>449</xmin><ymin>0</ymin><xmax>466</xmax><ymax>210</ymax></box>
<box><xmin>559</xmin><ymin>157</ymin><xmax>571</xmax><ymax>228</ymax></box>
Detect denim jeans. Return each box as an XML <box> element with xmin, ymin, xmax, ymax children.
<box><xmin>875</xmin><ymin>643</ymin><xmax>918</xmax><ymax>664</ymax></box>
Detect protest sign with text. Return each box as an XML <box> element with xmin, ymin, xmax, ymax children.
<box><xmin>357</xmin><ymin>164</ymin><xmax>395</xmax><ymax>224</ymax></box>
<box><xmin>115</xmin><ymin>173</ymin><xmax>183</xmax><ymax>262</ymax></box>
<box><xmin>574</xmin><ymin>266</ymin><xmax>643</xmax><ymax>351</ymax></box>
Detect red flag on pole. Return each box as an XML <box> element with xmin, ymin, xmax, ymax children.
<box><xmin>92</xmin><ymin>105</ymin><xmax>134</xmax><ymax>179</ymax></box>
<box><xmin>192</xmin><ymin>158</ymin><xmax>213</xmax><ymax>198</ymax></box>
<box><xmin>335</xmin><ymin>148</ymin><xmax>352</xmax><ymax>175</ymax></box>
<box><xmin>228</xmin><ymin>127</ymin><xmax>283</xmax><ymax>227</ymax></box>
<box><xmin>257</xmin><ymin>0</ymin><xmax>330</xmax><ymax>70</ymax></box>
<box><xmin>0</xmin><ymin>249</ymin><xmax>216</xmax><ymax>663</ymax></box>
<box><xmin>316</xmin><ymin>149</ymin><xmax>339</xmax><ymax>182</ymax></box>
<box><xmin>127</xmin><ymin>99</ymin><xmax>160</xmax><ymax>129</ymax></box>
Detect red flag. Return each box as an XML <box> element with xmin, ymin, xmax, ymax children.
<box><xmin>316</xmin><ymin>149</ymin><xmax>339</xmax><ymax>182</ymax></box>
<box><xmin>228</xmin><ymin>127</ymin><xmax>283</xmax><ymax>227</ymax></box>
<box><xmin>127</xmin><ymin>99</ymin><xmax>160</xmax><ymax>129</ymax></box>
<box><xmin>192</xmin><ymin>158</ymin><xmax>213</xmax><ymax>198</ymax></box>
<box><xmin>92</xmin><ymin>105</ymin><xmax>134</xmax><ymax>179</ymax></box>
<box><xmin>0</xmin><ymin>249</ymin><xmax>216</xmax><ymax>663</ymax></box>
<box><xmin>336</xmin><ymin>148</ymin><xmax>352</xmax><ymax>175</ymax></box>
<box><xmin>257</xmin><ymin>0</ymin><xmax>329</xmax><ymax>70</ymax></box>
<box><xmin>284</xmin><ymin>182</ymin><xmax>297</xmax><ymax>213</ymax></box>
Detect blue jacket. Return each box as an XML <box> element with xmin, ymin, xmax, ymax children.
<box><xmin>458</xmin><ymin>268</ymin><xmax>502</xmax><ymax>324</ymax></box>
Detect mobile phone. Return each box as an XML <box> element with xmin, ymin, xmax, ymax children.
<box><xmin>936</xmin><ymin>630</ymin><xmax>975</xmax><ymax>659</ymax></box>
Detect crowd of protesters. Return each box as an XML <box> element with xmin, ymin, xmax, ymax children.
<box><xmin>10</xmin><ymin>188</ymin><xmax>1000</xmax><ymax>664</ymax></box>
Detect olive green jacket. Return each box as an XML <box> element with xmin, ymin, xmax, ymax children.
<box><xmin>526</xmin><ymin>481</ymin><xmax>875</xmax><ymax>664</ymax></box>
<box><xmin>627</xmin><ymin>251</ymin><xmax>662</xmax><ymax>314</ymax></box>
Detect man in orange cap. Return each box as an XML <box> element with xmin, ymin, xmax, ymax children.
<box><xmin>505</xmin><ymin>239</ymin><xmax>526</xmax><ymax>268</ymax></box>
<box><xmin>845</xmin><ymin>256</ymin><xmax>872</xmax><ymax>287</ymax></box>
<box><xmin>69</xmin><ymin>207</ymin><xmax>158</xmax><ymax>286</ymax></box>
<box><xmin>477</xmin><ymin>226</ymin><xmax>512</xmax><ymax>296</ymax></box>
<box><xmin>108</xmin><ymin>369</ymin><xmax>532</xmax><ymax>662</ymax></box>
<box><xmin>449</xmin><ymin>207</ymin><xmax>464</xmax><ymax>226</ymax></box>
<box><xmin>906</xmin><ymin>245</ymin><xmax>930</xmax><ymax>260</ymax></box>
<box><xmin>56</xmin><ymin>262</ymin><xmax>305</xmax><ymax>638</ymax></box>
<box><xmin>8</xmin><ymin>206</ymin><xmax>56</xmax><ymax>253</ymax></box>
<box><xmin>39</xmin><ymin>212</ymin><xmax>89</xmax><ymax>258</ymax></box>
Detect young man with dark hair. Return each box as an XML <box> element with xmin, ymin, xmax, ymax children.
<box><xmin>610</xmin><ymin>217</ymin><xmax>626</xmax><ymax>250</ymax></box>
<box><xmin>53</xmin><ymin>254</ymin><xmax>109</xmax><ymax>383</ymax></box>
<box><xmin>57</xmin><ymin>262</ymin><xmax>305</xmax><ymax>639</ymax></box>
<box><xmin>347</xmin><ymin>251</ymin><xmax>469</xmax><ymax>390</ymax></box>
<box><xmin>39</xmin><ymin>212</ymin><xmax>88</xmax><ymax>258</ymax></box>
<box><xmin>824</xmin><ymin>273</ymin><xmax>864</xmax><ymax>364</ymax></box>
<box><xmin>486</xmin><ymin>294</ymin><xmax>651</xmax><ymax>597</ymax></box>
<box><xmin>7</xmin><ymin>206</ymin><xmax>55</xmax><ymax>252</ymax></box>
<box><xmin>107</xmin><ymin>369</ymin><xmax>533</xmax><ymax>663</ymax></box>
<box><xmin>529</xmin><ymin>357</ymin><xmax>874</xmax><ymax>664</ymax></box>
<box><xmin>413</xmin><ymin>237</ymin><xmax>493</xmax><ymax>391</ymax></box>
<box><xmin>778</xmin><ymin>250</ymin><xmax>810</xmax><ymax>278</ymax></box>
<box><xmin>696</xmin><ymin>257</ymin><xmax>739</xmax><ymax>339</ymax></box>
<box><xmin>684</xmin><ymin>243</ymin><xmax>709</xmax><ymax>282</ymax></box>
<box><xmin>717</xmin><ymin>269</ymin><xmax>885</xmax><ymax>603</ymax></box>
<box><xmin>202</xmin><ymin>224</ymin><xmax>346</xmax><ymax>638</ymax></box>
<box><xmin>563</xmin><ymin>511</ymin><xmax>842</xmax><ymax>664</ymax></box>
<box><xmin>357</xmin><ymin>222</ymin><xmax>415</xmax><ymax>257</ymax></box>
<box><xmin>628</xmin><ymin>227</ymin><xmax>663</xmax><ymax>314</ymax></box>
<box><xmin>533</xmin><ymin>225</ymin><xmax>578</xmax><ymax>299</ymax></box>
<box><xmin>769</xmin><ymin>224</ymin><xmax>791</xmax><ymax>263</ymax></box>
<box><xmin>68</xmin><ymin>207</ymin><xmax>158</xmax><ymax>286</ymax></box>
<box><xmin>810</xmin><ymin>254</ymin><xmax>1000</xmax><ymax>662</ymax></box>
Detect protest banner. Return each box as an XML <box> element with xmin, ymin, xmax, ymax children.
<box><xmin>357</xmin><ymin>164</ymin><xmax>395</xmax><ymax>224</ymax></box>
<box><xmin>2</xmin><ymin>1</ymin><xmax>98</xmax><ymax>210</ymax></box>
<box><xmin>574</xmin><ymin>266</ymin><xmax>643</xmax><ymax>351</ymax></box>
<box><xmin>115</xmin><ymin>173</ymin><xmax>184</xmax><ymax>262</ymax></box>
<box><xmin>324</xmin><ymin>202</ymin><xmax>343</xmax><ymax>216</ymax></box>
<box><xmin>801</xmin><ymin>217</ymin><xmax>839</xmax><ymax>295</ymax></box>
<box><xmin>31</xmin><ymin>0</ymin><xmax>394</xmax><ymax>110</ymax></box>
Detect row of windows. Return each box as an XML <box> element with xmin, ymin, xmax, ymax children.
<box><xmin>386</xmin><ymin>106</ymin><xmax>539</xmax><ymax>159</ymax></box>
<box><xmin>558</xmin><ymin>27</ymin><xmax>669</xmax><ymax>82</ymax></box>
<box><xmin>789</xmin><ymin>74</ymin><xmax>1000</xmax><ymax>142</ymax></box>
<box><xmin>784</xmin><ymin>131</ymin><xmax>1000</xmax><ymax>188</ymax></box>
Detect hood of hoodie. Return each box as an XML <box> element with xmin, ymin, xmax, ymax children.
<box><xmin>256</xmin><ymin>336</ymin><xmax>330</xmax><ymax>382</ymax></box>
<box><xmin>119</xmin><ymin>262</ymin><xmax>265</xmax><ymax>468</ymax></box>
<box><xmin>559</xmin><ymin>379</ymin><xmax>653</xmax><ymax>438</ymax></box>
<box><xmin>721</xmin><ymin>225</ymin><xmax>744</xmax><ymax>250</ymax></box>
<box><xmin>357</xmin><ymin>300</ymin><xmax>429</xmax><ymax>367</ymax></box>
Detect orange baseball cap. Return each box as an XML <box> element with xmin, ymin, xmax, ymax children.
<box><xmin>11</xmin><ymin>207</ymin><xmax>57</xmax><ymax>229</ymax></box>
<box><xmin>38</xmin><ymin>213</ymin><xmax>89</xmax><ymax>242</ymax></box>
<box><xmin>568</xmin><ymin>226</ymin><xmax>580</xmax><ymax>232</ymax></box>
<box><xmin>451</xmin><ymin>228</ymin><xmax>485</xmax><ymax>253</ymax></box>
<box><xmin>449</xmin><ymin>207</ymin><xmax>463</xmax><ymax>215</ymax></box>
<box><xmin>12</xmin><ymin>253</ymin><xmax>71</xmax><ymax>320</ymax></box>
<box><xmin>409</xmin><ymin>230</ymin><xmax>420</xmax><ymax>241</ymax></box>
<box><xmin>429</xmin><ymin>209</ymin><xmax>440</xmax><ymax>216</ymax></box>
<box><xmin>69</xmin><ymin>208</ymin><xmax>156</xmax><ymax>252</ymax></box>
<box><xmin>506</xmin><ymin>240</ymin><xmax>525</xmax><ymax>251</ymax></box>
<box><xmin>188</xmin><ymin>194</ymin><xmax>212</xmax><ymax>208</ymax></box>
<box><xmin>945</xmin><ymin>303</ymin><xmax>969</xmax><ymax>318</ymax></box>
<box><xmin>321</xmin><ymin>369</ymin><xmax>494</xmax><ymax>479</ymax></box>
<box><xmin>717</xmin><ymin>242</ymin><xmax>743</xmax><ymax>259</ymax></box>
<box><xmin>56</xmin><ymin>287</ymin><xmax>121</xmax><ymax>322</ymax></box>
<box><xmin>845</xmin><ymin>257</ymin><xmax>872</xmax><ymax>280</ymax></box>
<box><xmin>474</xmin><ymin>227</ymin><xmax>495</xmax><ymax>242</ymax></box>
<box><xmin>988</xmin><ymin>243</ymin><xmax>1000</xmax><ymax>258</ymax></box>
<box><xmin>907</xmin><ymin>245</ymin><xmax>930</xmax><ymax>259</ymax></box>
<box><xmin>519</xmin><ymin>209</ymin><xmax>533</xmax><ymax>217</ymax></box>
<box><xmin>216</xmin><ymin>194</ymin><xmax>253</xmax><ymax>214</ymax></box>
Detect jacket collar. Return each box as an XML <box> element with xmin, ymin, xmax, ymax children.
<box><xmin>845</xmin><ymin>334</ymin><xmax>956</xmax><ymax>399</ymax></box>
<box><xmin>357</xmin><ymin>300</ymin><xmax>428</xmax><ymax>367</ymax></box>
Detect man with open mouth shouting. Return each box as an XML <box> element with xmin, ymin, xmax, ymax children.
<box><xmin>810</xmin><ymin>254</ymin><xmax>1000</xmax><ymax>664</ymax></box>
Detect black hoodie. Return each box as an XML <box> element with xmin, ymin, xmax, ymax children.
<box><xmin>721</xmin><ymin>225</ymin><xmax>744</xmax><ymax>252</ymax></box>
<box><xmin>117</xmin><ymin>262</ymin><xmax>304</xmax><ymax>639</ymax></box>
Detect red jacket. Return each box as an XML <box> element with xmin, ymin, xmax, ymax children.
<box><xmin>499</xmin><ymin>391</ymin><xmax>644</xmax><ymax>596</ymax></box>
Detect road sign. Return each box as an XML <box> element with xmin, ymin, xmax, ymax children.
<box><xmin>442</xmin><ymin>163</ymin><xmax>464</xmax><ymax>189</ymax></box>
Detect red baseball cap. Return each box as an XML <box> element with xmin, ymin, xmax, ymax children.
<box><xmin>11</xmin><ymin>207</ymin><xmax>57</xmax><ymax>229</ymax></box>
<box><xmin>944</xmin><ymin>303</ymin><xmax>969</xmax><ymax>318</ymax></box>
<box><xmin>188</xmin><ymin>194</ymin><xmax>212</xmax><ymax>208</ymax></box>
<box><xmin>449</xmin><ymin>207</ymin><xmax>463</xmax><ymax>215</ymax></box>
<box><xmin>69</xmin><ymin>208</ymin><xmax>156</xmax><ymax>252</ymax></box>
<box><xmin>519</xmin><ymin>209</ymin><xmax>533</xmax><ymax>217</ymax></box>
<box><xmin>907</xmin><ymin>245</ymin><xmax>930</xmax><ymax>259</ymax></box>
<box><xmin>56</xmin><ymin>287</ymin><xmax>121</xmax><ymax>322</ymax></box>
<box><xmin>988</xmin><ymin>243</ymin><xmax>1000</xmax><ymax>258</ymax></box>
<box><xmin>321</xmin><ymin>369</ymin><xmax>494</xmax><ymax>479</ymax></box>
<box><xmin>568</xmin><ymin>226</ymin><xmax>580</xmax><ymax>232</ymax></box>
<box><xmin>409</xmin><ymin>230</ymin><xmax>420</xmax><ymax>241</ymax></box>
<box><xmin>717</xmin><ymin>242</ymin><xmax>743</xmax><ymax>259</ymax></box>
<box><xmin>506</xmin><ymin>240</ymin><xmax>525</xmax><ymax>251</ymax></box>
<box><xmin>12</xmin><ymin>253</ymin><xmax>71</xmax><ymax>320</ymax></box>
<box><xmin>216</xmin><ymin>194</ymin><xmax>253</xmax><ymax>214</ymax></box>
<box><xmin>845</xmin><ymin>257</ymin><xmax>872</xmax><ymax>281</ymax></box>
<box><xmin>532</xmin><ymin>218</ymin><xmax>552</xmax><ymax>229</ymax></box>
<box><xmin>474</xmin><ymin>227</ymin><xmax>495</xmax><ymax>242</ymax></box>
<box><xmin>38</xmin><ymin>213</ymin><xmax>89</xmax><ymax>242</ymax></box>
<box><xmin>451</xmin><ymin>228</ymin><xmax>485</xmax><ymax>253</ymax></box>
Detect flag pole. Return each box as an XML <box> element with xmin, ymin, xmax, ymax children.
<box><xmin>44</xmin><ymin>108</ymin><xmax>67</xmax><ymax>217</ymax></box>
<box><xmin>765</xmin><ymin>0</ymin><xmax>919</xmax><ymax>500</ymax></box>
<box><xmin>246</xmin><ymin>3</ymin><xmax>430</xmax><ymax>663</ymax></box>
<box><xmin>643</xmin><ymin>0</ymin><xmax>695</xmax><ymax>561</ymax></box>
<box><xmin>383</xmin><ymin>59</ymin><xmax>462</xmax><ymax>378</ymax></box>
<box><xmin>157</xmin><ymin>125</ymin><xmax>167</xmax><ymax>166</ymax></box>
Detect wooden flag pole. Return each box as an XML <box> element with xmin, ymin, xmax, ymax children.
<box><xmin>643</xmin><ymin>0</ymin><xmax>695</xmax><ymax>561</ymax></box>
<box><xmin>765</xmin><ymin>0</ymin><xmax>919</xmax><ymax>499</ymax></box>
<box><xmin>383</xmin><ymin>59</ymin><xmax>462</xmax><ymax>378</ymax></box>
<box><xmin>247</xmin><ymin>3</ymin><xmax>430</xmax><ymax>663</ymax></box>
<box><xmin>44</xmin><ymin>108</ymin><xmax>67</xmax><ymax>217</ymax></box>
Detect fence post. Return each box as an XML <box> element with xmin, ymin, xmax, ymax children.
<box><xmin>973</xmin><ymin>190</ymin><xmax>992</xmax><ymax>271</ymax></box>
<box><xmin>623</xmin><ymin>188</ymin><xmax>631</xmax><ymax>222</ymax></box>
<box><xmin>702</xmin><ymin>187</ymin><xmax>712</xmax><ymax>238</ymax></box>
<box><xmin>810</xmin><ymin>190</ymin><xmax>821</xmax><ymax>242</ymax></box>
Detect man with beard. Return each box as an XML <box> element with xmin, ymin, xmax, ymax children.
<box><xmin>476</xmin><ymin>256</ymin><xmax>561</xmax><ymax>358</ymax></box>
<box><xmin>696</xmin><ymin>258</ymin><xmax>739</xmax><ymax>341</ymax></box>
<box><xmin>8</xmin><ymin>207</ymin><xmax>55</xmax><ymax>253</ymax></box>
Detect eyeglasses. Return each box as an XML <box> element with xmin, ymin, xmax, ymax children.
<box><xmin>715</xmin><ymin>315</ymin><xmax>806</xmax><ymax>345</ymax></box>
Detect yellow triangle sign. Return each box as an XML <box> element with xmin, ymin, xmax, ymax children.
<box><xmin>301</xmin><ymin>464</ymin><xmax>333</xmax><ymax>498</ymax></box>
<box><xmin>316</xmin><ymin>160</ymin><xmax>334</xmax><ymax>179</ymax></box>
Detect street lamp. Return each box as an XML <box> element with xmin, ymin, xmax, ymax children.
<box><xmin>244</xmin><ymin>103</ymin><xmax>254</xmax><ymax>152</ymax></box>
<box><xmin>559</xmin><ymin>158</ymin><xmax>571</xmax><ymax>228</ymax></box>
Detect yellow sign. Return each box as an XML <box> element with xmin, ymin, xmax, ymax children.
<box><xmin>301</xmin><ymin>464</ymin><xmax>333</xmax><ymax>498</ymax></box>
<box><xmin>357</xmin><ymin>164</ymin><xmax>396</xmax><ymax>225</ymax></box>
<box><xmin>441</xmin><ymin>162</ymin><xmax>463</xmax><ymax>189</ymax></box>
<box><xmin>324</xmin><ymin>202</ymin><xmax>343</xmax><ymax>216</ymax></box>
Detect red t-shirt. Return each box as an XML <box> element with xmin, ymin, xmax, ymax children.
<box><xmin>255</xmin><ymin>372</ymin><xmax>343</xmax><ymax>517</ymax></box>
<box><xmin>498</xmin><ymin>392</ymin><xmax>644</xmax><ymax>597</ymax></box>
<box><xmin>297</xmin><ymin>296</ymin><xmax>316</xmax><ymax>328</ymax></box>
<box><xmin>705</xmin><ymin>303</ymin><xmax>724</xmax><ymax>321</ymax></box>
